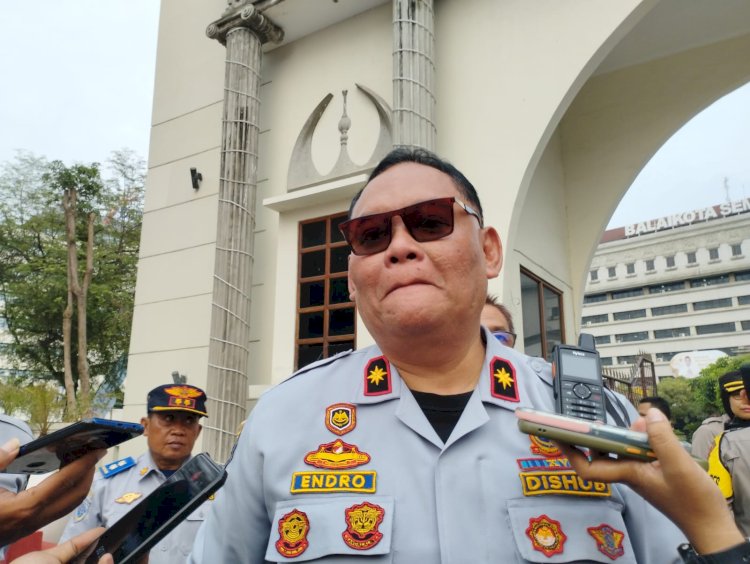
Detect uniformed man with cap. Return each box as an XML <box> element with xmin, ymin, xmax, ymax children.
<box><xmin>60</xmin><ymin>383</ymin><xmax>209</xmax><ymax>563</ymax></box>
<box><xmin>708</xmin><ymin>370</ymin><xmax>750</xmax><ymax>536</ymax></box>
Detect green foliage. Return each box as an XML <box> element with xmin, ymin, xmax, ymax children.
<box><xmin>658</xmin><ymin>355</ymin><xmax>750</xmax><ymax>439</ymax></box>
<box><xmin>0</xmin><ymin>380</ymin><xmax>65</xmax><ymax>436</ymax></box>
<box><xmin>0</xmin><ymin>150</ymin><xmax>144</xmax><ymax>400</ymax></box>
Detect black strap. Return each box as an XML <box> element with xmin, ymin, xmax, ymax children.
<box><xmin>604</xmin><ymin>389</ymin><xmax>630</xmax><ymax>428</ymax></box>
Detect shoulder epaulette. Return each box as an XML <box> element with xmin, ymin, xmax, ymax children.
<box><xmin>99</xmin><ymin>456</ymin><xmax>136</xmax><ymax>479</ymax></box>
<box><xmin>282</xmin><ymin>348</ymin><xmax>355</xmax><ymax>383</ymax></box>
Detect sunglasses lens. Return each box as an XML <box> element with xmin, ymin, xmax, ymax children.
<box><xmin>493</xmin><ymin>331</ymin><xmax>515</xmax><ymax>347</ymax></box>
<box><xmin>403</xmin><ymin>199</ymin><xmax>454</xmax><ymax>242</ymax></box>
<box><xmin>341</xmin><ymin>214</ymin><xmax>392</xmax><ymax>255</ymax></box>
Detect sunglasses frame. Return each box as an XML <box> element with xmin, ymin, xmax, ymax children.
<box><xmin>339</xmin><ymin>197</ymin><xmax>482</xmax><ymax>256</ymax></box>
<box><xmin>492</xmin><ymin>330</ymin><xmax>517</xmax><ymax>348</ymax></box>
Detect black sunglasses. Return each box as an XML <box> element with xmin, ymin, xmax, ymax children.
<box><xmin>339</xmin><ymin>197</ymin><xmax>482</xmax><ymax>256</ymax></box>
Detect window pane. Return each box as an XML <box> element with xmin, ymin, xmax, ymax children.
<box><xmin>654</xmin><ymin>327</ymin><xmax>690</xmax><ymax>339</ymax></box>
<box><xmin>328</xmin><ymin>340</ymin><xmax>354</xmax><ymax>356</ymax></box>
<box><xmin>690</xmin><ymin>275</ymin><xmax>729</xmax><ymax>288</ymax></box>
<box><xmin>693</xmin><ymin>298</ymin><xmax>732</xmax><ymax>311</ymax></box>
<box><xmin>329</xmin><ymin>277</ymin><xmax>350</xmax><ymax>304</ymax></box>
<box><xmin>615</xmin><ymin>331</ymin><xmax>648</xmax><ymax>343</ymax></box>
<box><xmin>736</xmin><ymin>271</ymin><xmax>750</xmax><ymax>281</ymax></box>
<box><xmin>520</xmin><ymin>272</ymin><xmax>542</xmax><ymax>358</ymax></box>
<box><xmin>742</xmin><ymin>321</ymin><xmax>750</xmax><ymax>331</ymax></box>
<box><xmin>709</xmin><ymin>248</ymin><xmax>719</xmax><ymax>260</ymax></box>
<box><xmin>648</xmin><ymin>282</ymin><xmax>684</xmax><ymax>294</ymax></box>
<box><xmin>300</xmin><ymin>281</ymin><xmax>325</xmax><ymax>308</ymax></box>
<box><xmin>590</xmin><ymin>270</ymin><xmax>598</xmax><ymax>281</ymax></box>
<box><xmin>330</xmin><ymin>246</ymin><xmax>349</xmax><ymax>274</ymax></box>
<box><xmin>739</xmin><ymin>295</ymin><xmax>750</xmax><ymax>305</ymax></box>
<box><xmin>646</xmin><ymin>260</ymin><xmax>655</xmax><ymax>271</ymax></box>
<box><xmin>298</xmin><ymin>344</ymin><xmax>324</xmax><ymax>368</ymax></box>
<box><xmin>686</xmin><ymin>252</ymin><xmax>696</xmax><ymax>264</ymax></box>
<box><xmin>626</xmin><ymin>263</ymin><xmax>635</xmax><ymax>274</ymax></box>
<box><xmin>696</xmin><ymin>323</ymin><xmax>736</xmax><ymax>335</ymax></box>
<box><xmin>582</xmin><ymin>314</ymin><xmax>608</xmax><ymax>325</ymax></box>
<box><xmin>652</xmin><ymin>304</ymin><xmax>688</xmax><ymax>316</ymax></box>
<box><xmin>611</xmin><ymin>288</ymin><xmax>643</xmax><ymax>300</ymax></box>
<box><xmin>301</xmin><ymin>250</ymin><xmax>326</xmax><ymax>278</ymax></box>
<box><xmin>613</xmin><ymin>309</ymin><xmax>646</xmax><ymax>321</ymax></box>
<box><xmin>328</xmin><ymin>307</ymin><xmax>355</xmax><ymax>336</ymax></box>
<box><xmin>584</xmin><ymin>293</ymin><xmax>607</xmax><ymax>304</ymax></box>
<box><xmin>666</xmin><ymin>255</ymin><xmax>675</xmax><ymax>267</ymax></box>
<box><xmin>595</xmin><ymin>335</ymin><xmax>611</xmax><ymax>345</ymax></box>
<box><xmin>732</xmin><ymin>244</ymin><xmax>742</xmax><ymax>256</ymax></box>
<box><xmin>543</xmin><ymin>286</ymin><xmax>562</xmax><ymax>357</ymax></box>
<box><xmin>600</xmin><ymin>357</ymin><xmax>613</xmax><ymax>366</ymax></box>
<box><xmin>301</xmin><ymin>221</ymin><xmax>326</xmax><ymax>248</ymax></box>
<box><xmin>299</xmin><ymin>312</ymin><xmax>324</xmax><ymax>339</ymax></box>
<box><xmin>330</xmin><ymin>215</ymin><xmax>346</xmax><ymax>243</ymax></box>
<box><xmin>608</xmin><ymin>267</ymin><xmax>616</xmax><ymax>278</ymax></box>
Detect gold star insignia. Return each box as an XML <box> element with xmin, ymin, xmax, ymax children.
<box><xmin>494</xmin><ymin>367</ymin><xmax>514</xmax><ymax>389</ymax></box>
<box><xmin>367</xmin><ymin>366</ymin><xmax>387</xmax><ymax>385</ymax></box>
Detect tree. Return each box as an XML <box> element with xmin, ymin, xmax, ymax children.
<box><xmin>0</xmin><ymin>150</ymin><xmax>144</xmax><ymax>417</ymax></box>
<box><xmin>657</xmin><ymin>377</ymin><xmax>703</xmax><ymax>440</ymax></box>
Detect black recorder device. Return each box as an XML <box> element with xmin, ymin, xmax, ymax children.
<box><xmin>552</xmin><ymin>334</ymin><xmax>607</xmax><ymax>421</ymax></box>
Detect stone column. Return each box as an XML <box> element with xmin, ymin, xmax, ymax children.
<box><xmin>392</xmin><ymin>0</ymin><xmax>436</xmax><ymax>150</ymax></box>
<box><xmin>205</xmin><ymin>3</ymin><xmax>283</xmax><ymax>462</ymax></box>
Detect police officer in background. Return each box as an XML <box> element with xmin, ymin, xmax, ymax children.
<box><xmin>60</xmin><ymin>384</ymin><xmax>209</xmax><ymax>564</ymax></box>
<box><xmin>188</xmin><ymin>148</ymin><xmax>710</xmax><ymax>562</ymax></box>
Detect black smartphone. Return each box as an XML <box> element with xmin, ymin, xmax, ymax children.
<box><xmin>552</xmin><ymin>335</ymin><xmax>607</xmax><ymax>421</ymax></box>
<box><xmin>72</xmin><ymin>452</ymin><xmax>227</xmax><ymax>564</ymax></box>
<box><xmin>3</xmin><ymin>419</ymin><xmax>144</xmax><ymax>475</ymax></box>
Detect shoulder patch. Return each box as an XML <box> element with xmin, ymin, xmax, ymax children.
<box><xmin>364</xmin><ymin>356</ymin><xmax>392</xmax><ymax>396</ymax></box>
<box><xmin>490</xmin><ymin>356</ymin><xmax>519</xmax><ymax>402</ymax></box>
<box><xmin>72</xmin><ymin>497</ymin><xmax>91</xmax><ymax>522</ymax></box>
<box><xmin>99</xmin><ymin>456</ymin><xmax>136</xmax><ymax>479</ymax></box>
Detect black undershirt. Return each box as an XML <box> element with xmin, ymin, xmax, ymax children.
<box><xmin>411</xmin><ymin>389</ymin><xmax>473</xmax><ymax>442</ymax></box>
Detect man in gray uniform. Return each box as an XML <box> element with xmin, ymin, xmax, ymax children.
<box><xmin>190</xmin><ymin>148</ymin><xmax>688</xmax><ymax>562</ymax></box>
<box><xmin>60</xmin><ymin>383</ymin><xmax>210</xmax><ymax>563</ymax></box>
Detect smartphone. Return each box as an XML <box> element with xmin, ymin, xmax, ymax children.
<box><xmin>72</xmin><ymin>452</ymin><xmax>227</xmax><ymax>564</ymax></box>
<box><xmin>552</xmin><ymin>337</ymin><xmax>607</xmax><ymax>421</ymax></box>
<box><xmin>3</xmin><ymin>419</ymin><xmax>144</xmax><ymax>475</ymax></box>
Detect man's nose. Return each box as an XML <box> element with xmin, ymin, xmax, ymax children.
<box><xmin>385</xmin><ymin>216</ymin><xmax>420</xmax><ymax>262</ymax></box>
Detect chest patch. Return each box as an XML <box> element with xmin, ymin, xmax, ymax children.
<box><xmin>304</xmin><ymin>439</ymin><xmax>370</xmax><ymax>469</ymax></box>
<box><xmin>526</xmin><ymin>514</ymin><xmax>567</xmax><ymax>557</ymax></box>
<box><xmin>587</xmin><ymin>524</ymin><xmax>626</xmax><ymax>560</ymax></box>
<box><xmin>290</xmin><ymin>470</ymin><xmax>376</xmax><ymax>494</ymax></box>
<box><xmin>115</xmin><ymin>492</ymin><xmax>142</xmax><ymax>504</ymax></box>
<box><xmin>342</xmin><ymin>501</ymin><xmax>385</xmax><ymax>550</ymax></box>
<box><xmin>325</xmin><ymin>403</ymin><xmax>356</xmax><ymax>435</ymax></box>
<box><xmin>275</xmin><ymin>509</ymin><xmax>310</xmax><ymax>558</ymax></box>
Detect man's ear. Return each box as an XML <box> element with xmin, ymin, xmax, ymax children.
<box><xmin>348</xmin><ymin>260</ymin><xmax>357</xmax><ymax>302</ymax></box>
<box><xmin>197</xmin><ymin>424</ymin><xmax>203</xmax><ymax>438</ymax></box>
<box><xmin>140</xmin><ymin>416</ymin><xmax>149</xmax><ymax>437</ymax></box>
<box><xmin>481</xmin><ymin>227</ymin><xmax>503</xmax><ymax>279</ymax></box>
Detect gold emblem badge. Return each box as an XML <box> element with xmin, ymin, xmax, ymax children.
<box><xmin>342</xmin><ymin>501</ymin><xmax>385</xmax><ymax>550</ymax></box>
<box><xmin>163</xmin><ymin>385</ymin><xmax>201</xmax><ymax>409</ymax></box>
<box><xmin>115</xmin><ymin>492</ymin><xmax>142</xmax><ymax>504</ymax></box>
<box><xmin>364</xmin><ymin>356</ymin><xmax>391</xmax><ymax>396</ymax></box>
<box><xmin>490</xmin><ymin>356</ymin><xmax>519</xmax><ymax>402</ymax></box>
<box><xmin>139</xmin><ymin>466</ymin><xmax>149</xmax><ymax>476</ymax></box>
<box><xmin>275</xmin><ymin>509</ymin><xmax>310</xmax><ymax>558</ymax></box>
<box><xmin>526</xmin><ymin>514</ymin><xmax>566</xmax><ymax>557</ymax></box>
<box><xmin>325</xmin><ymin>403</ymin><xmax>356</xmax><ymax>435</ymax></box>
<box><xmin>304</xmin><ymin>439</ymin><xmax>370</xmax><ymax>469</ymax></box>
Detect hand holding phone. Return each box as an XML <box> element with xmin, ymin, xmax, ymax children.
<box><xmin>72</xmin><ymin>452</ymin><xmax>227</xmax><ymax>564</ymax></box>
<box><xmin>3</xmin><ymin>419</ymin><xmax>144</xmax><ymax>475</ymax></box>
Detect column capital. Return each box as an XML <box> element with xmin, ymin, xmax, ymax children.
<box><xmin>207</xmin><ymin>2</ymin><xmax>284</xmax><ymax>46</ymax></box>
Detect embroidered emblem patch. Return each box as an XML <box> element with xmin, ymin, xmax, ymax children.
<box><xmin>489</xmin><ymin>356</ymin><xmax>519</xmax><ymax>402</ymax></box>
<box><xmin>342</xmin><ymin>501</ymin><xmax>385</xmax><ymax>550</ymax></box>
<box><xmin>99</xmin><ymin>456</ymin><xmax>136</xmax><ymax>479</ymax></box>
<box><xmin>364</xmin><ymin>356</ymin><xmax>392</xmax><ymax>396</ymax></box>
<box><xmin>73</xmin><ymin>498</ymin><xmax>91</xmax><ymax>522</ymax></box>
<box><xmin>275</xmin><ymin>509</ymin><xmax>310</xmax><ymax>558</ymax></box>
<box><xmin>519</xmin><ymin>471</ymin><xmax>611</xmax><ymax>497</ymax></box>
<box><xmin>588</xmin><ymin>524</ymin><xmax>625</xmax><ymax>560</ymax></box>
<box><xmin>290</xmin><ymin>471</ymin><xmax>376</xmax><ymax>494</ymax></box>
<box><xmin>163</xmin><ymin>385</ymin><xmax>202</xmax><ymax>410</ymax></box>
<box><xmin>516</xmin><ymin>456</ymin><xmax>571</xmax><ymax>471</ymax></box>
<box><xmin>326</xmin><ymin>403</ymin><xmax>356</xmax><ymax>435</ymax></box>
<box><xmin>526</xmin><ymin>514</ymin><xmax>567</xmax><ymax>557</ymax></box>
<box><xmin>528</xmin><ymin>435</ymin><xmax>562</xmax><ymax>457</ymax></box>
<box><xmin>304</xmin><ymin>439</ymin><xmax>371</xmax><ymax>469</ymax></box>
<box><xmin>115</xmin><ymin>492</ymin><xmax>142</xmax><ymax>504</ymax></box>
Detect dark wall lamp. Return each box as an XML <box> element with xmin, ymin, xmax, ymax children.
<box><xmin>190</xmin><ymin>167</ymin><xmax>203</xmax><ymax>190</ymax></box>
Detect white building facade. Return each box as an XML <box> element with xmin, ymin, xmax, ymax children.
<box><xmin>583</xmin><ymin>201</ymin><xmax>750</xmax><ymax>379</ymax></box>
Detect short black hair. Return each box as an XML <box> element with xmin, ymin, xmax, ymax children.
<box><xmin>484</xmin><ymin>294</ymin><xmax>515</xmax><ymax>334</ymax></box>
<box><xmin>639</xmin><ymin>396</ymin><xmax>672</xmax><ymax>420</ymax></box>
<box><xmin>348</xmin><ymin>147</ymin><xmax>484</xmax><ymax>223</ymax></box>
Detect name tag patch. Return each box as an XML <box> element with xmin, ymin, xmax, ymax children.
<box><xmin>519</xmin><ymin>470</ymin><xmax>611</xmax><ymax>497</ymax></box>
<box><xmin>290</xmin><ymin>471</ymin><xmax>376</xmax><ymax>494</ymax></box>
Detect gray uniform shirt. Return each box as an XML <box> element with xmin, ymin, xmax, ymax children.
<box><xmin>0</xmin><ymin>414</ymin><xmax>33</xmax><ymax>559</ymax></box>
<box><xmin>190</xmin><ymin>334</ymin><xmax>685</xmax><ymax>563</ymax></box>
<box><xmin>60</xmin><ymin>451</ymin><xmax>211</xmax><ymax>564</ymax></box>
<box><xmin>718</xmin><ymin>426</ymin><xmax>750</xmax><ymax>536</ymax></box>
<box><xmin>691</xmin><ymin>415</ymin><xmax>729</xmax><ymax>460</ymax></box>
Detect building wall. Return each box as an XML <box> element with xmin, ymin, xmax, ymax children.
<box><xmin>582</xmin><ymin>209</ymin><xmax>750</xmax><ymax>378</ymax></box>
<box><xmin>121</xmin><ymin>0</ymin><xmax>750</xmax><ymax>457</ymax></box>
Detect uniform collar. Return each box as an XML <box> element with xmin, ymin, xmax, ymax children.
<box><xmin>138</xmin><ymin>450</ymin><xmax>192</xmax><ymax>481</ymax></box>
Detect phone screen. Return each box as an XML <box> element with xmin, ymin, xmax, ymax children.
<box><xmin>76</xmin><ymin>453</ymin><xmax>227</xmax><ymax>564</ymax></box>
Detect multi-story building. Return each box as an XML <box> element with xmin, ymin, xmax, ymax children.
<box><xmin>582</xmin><ymin>200</ymin><xmax>750</xmax><ymax>378</ymax></box>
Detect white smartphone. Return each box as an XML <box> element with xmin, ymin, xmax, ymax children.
<box><xmin>516</xmin><ymin>407</ymin><xmax>707</xmax><ymax>469</ymax></box>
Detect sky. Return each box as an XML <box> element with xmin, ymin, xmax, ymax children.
<box><xmin>1</xmin><ymin>2</ymin><xmax>749</xmax><ymax>230</ymax></box>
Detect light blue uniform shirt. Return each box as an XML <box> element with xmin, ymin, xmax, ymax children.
<box><xmin>190</xmin><ymin>333</ymin><xmax>685</xmax><ymax>563</ymax></box>
<box><xmin>61</xmin><ymin>451</ymin><xmax>211</xmax><ymax>564</ymax></box>
<box><xmin>0</xmin><ymin>414</ymin><xmax>33</xmax><ymax>559</ymax></box>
